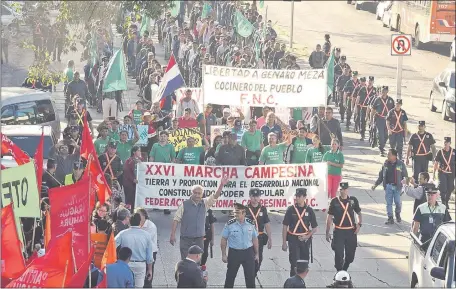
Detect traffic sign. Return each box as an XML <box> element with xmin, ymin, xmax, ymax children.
<box><xmin>391</xmin><ymin>34</ymin><xmax>412</xmax><ymax>56</ymax></box>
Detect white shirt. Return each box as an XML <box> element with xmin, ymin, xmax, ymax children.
<box><xmin>141</xmin><ymin>219</ymin><xmax>158</xmax><ymax>253</ymax></box>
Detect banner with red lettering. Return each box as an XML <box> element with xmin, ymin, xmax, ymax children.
<box><xmin>135</xmin><ymin>163</ymin><xmax>328</xmax><ymax>210</ymax></box>
<box><xmin>202</xmin><ymin>65</ymin><xmax>327</xmax><ymax>108</ymax></box>
<box><xmin>49</xmin><ymin>179</ymin><xmax>90</xmax><ymax>268</ymax></box>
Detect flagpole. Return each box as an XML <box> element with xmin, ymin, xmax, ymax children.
<box><xmin>62</xmin><ymin>260</ymin><xmax>69</xmax><ymax>288</ymax></box>
<box><xmin>21</xmin><ymin>222</ymin><xmax>28</xmax><ymax>259</ymax></box>
<box><xmin>88</xmin><ymin>170</ymin><xmax>92</xmax><ymax>288</ymax></box>
<box><xmin>71</xmin><ymin>247</ymin><xmax>78</xmax><ymax>273</ymax></box>
<box><xmin>45</xmin><ymin>170</ymin><xmax>64</xmax><ymax>186</ymax></box>
<box><xmin>31</xmin><ymin>218</ymin><xmax>37</xmax><ymax>253</ymax></box>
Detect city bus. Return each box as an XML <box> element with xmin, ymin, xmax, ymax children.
<box><xmin>389</xmin><ymin>0</ymin><xmax>455</xmax><ymax>48</ymax></box>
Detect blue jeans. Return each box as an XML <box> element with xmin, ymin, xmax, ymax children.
<box><xmin>385</xmin><ymin>184</ymin><xmax>402</xmax><ymax>217</ymax></box>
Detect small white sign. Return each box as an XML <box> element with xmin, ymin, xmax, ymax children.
<box><xmin>391</xmin><ymin>34</ymin><xmax>412</xmax><ymax>56</ymax></box>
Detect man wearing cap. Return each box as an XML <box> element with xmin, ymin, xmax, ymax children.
<box><xmin>342</xmin><ymin>71</ymin><xmax>360</xmax><ymax>130</ymax></box>
<box><xmin>282</xmin><ymin>188</ymin><xmax>318</xmax><ymax>277</ymax></box>
<box><xmin>221</xmin><ymin>202</ymin><xmax>259</xmax><ymax>288</ymax></box>
<box><xmin>370</xmin><ymin>86</ymin><xmax>395</xmax><ymax>157</ymax></box>
<box><xmin>351</xmin><ymin>76</ymin><xmax>366</xmax><ymax>133</ymax></box>
<box><xmin>386</xmin><ymin>99</ymin><xmax>408</xmax><ymax>160</ymax></box>
<box><xmin>372</xmin><ymin>149</ymin><xmax>408</xmax><ymax>224</ymax></box>
<box><xmin>283</xmin><ymin>260</ymin><xmax>309</xmax><ymax>288</ymax></box>
<box><xmin>335</xmin><ymin>66</ymin><xmax>351</xmax><ymax>116</ymax></box>
<box><xmin>64</xmin><ymin>161</ymin><xmax>86</xmax><ymax>185</ymax></box>
<box><xmin>412</xmin><ymin>184</ymin><xmax>451</xmax><ymax>243</ymax></box>
<box><xmin>177</xmin><ymin>89</ymin><xmax>200</xmax><ymax>118</ymax></box>
<box><xmin>354</xmin><ymin>76</ymin><xmax>377</xmax><ymax>141</ymax></box>
<box><xmin>326</xmin><ymin>182</ymin><xmax>362</xmax><ymax>272</ymax></box>
<box><xmin>246</xmin><ymin>189</ymin><xmax>272</xmax><ymax>276</ymax></box>
<box><xmin>99</xmin><ymin>141</ymin><xmax>123</xmax><ymax>182</ymax></box>
<box><xmin>171</xmin><ymin>177</ymin><xmax>229</xmax><ymax>260</ymax></box>
<box><xmin>406</xmin><ymin>121</ymin><xmax>436</xmax><ymax>181</ymax></box>
<box><xmin>433</xmin><ymin>137</ymin><xmax>455</xmax><ymax>208</ymax></box>
<box><xmin>231</xmin><ymin>119</ymin><xmax>246</xmax><ymax>144</ymax></box>
<box><xmin>175</xmin><ymin>245</ymin><xmax>207</xmax><ymax>288</ymax></box>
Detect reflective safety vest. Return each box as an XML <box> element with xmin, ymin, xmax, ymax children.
<box><xmin>390</xmin><ymin>110</ymin><xmax>404</xmax><ymax>133</ymax></box>
<box><xmin>439</xmin><ymin>148</ymin><xmax>454</xmax><ymax>173</ymax></box>
<box><xmin>334</xmin><ymin>197</ymin><xmax>355</xmax><ymax>230</ymax></box>
<box><xmin>248</xmin><ymin>206</ymin><xmax>264</xmax><ymax>234</ymax></box>
<box><xmin>415</xmin><ymin>133</ymin><xmax>431</xmax><ymax>156</ymax></box>
<box><xmin>287</xmin><ymin>205</ymin><xmax>310</xmax><ymax>236</ymax></box>
<box><xmin>64</xmin><ymin>174</ymin><xmax>74</xmax><ymax>186</ymax></box>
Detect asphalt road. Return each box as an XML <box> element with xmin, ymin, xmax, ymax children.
<box><xmin>1</xmin><ymin>8</ymin><xmax>455</xmax><ymax>287</ymax></box>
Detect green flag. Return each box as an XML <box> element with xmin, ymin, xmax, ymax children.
<box><xmin>171</xmin><ymin>0</ymin><xmax>181</xmax><ymax>17</ymax></box>
<box><xmin>201</xmin><ymin>3</ymin><xmax>212</xmax><ymax>18</ymax></box>
<box><xmin>235</xmin><ymin>10</ymin><xmax>254</xmax><ymax>38</ymax></box>
<box><xmin>259</xmin><ymin>0</ymin><xmax>264</xmax><ymax>8</ymax></box>
<box><xmin>325</xmin><ymin>49</ymin><xmax>335</xmax><ymax>98</ymax></box>
<box><xmin>102</xmin><ymin>49</ymin><xmax>128</xmax><ymax>92</ymax></box>
<box><xmin>140</xmin><ymin>14</ymin><xmax>150</xmax><ymax>36</ymax></box>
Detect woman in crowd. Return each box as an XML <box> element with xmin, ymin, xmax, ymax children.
<box><xmin>305</xmin><ymin>135</ymin><xmax>330</xmax><ymax>163</ymax></box>
<box><xmin>323</xmin><ymin>139</ymin><xmax>345</xmax><ymax>199</ymax></box>
<box><xmin>201</xmin><ymin>135</ymin><xmax>222</xmax><ymax>165</ymax></box>
<box><xmin>91</xmin><ymin>202</ymin><xmax>112</xmax><ymax>235</ymax></box>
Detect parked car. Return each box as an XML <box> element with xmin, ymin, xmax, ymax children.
<box><xmin>376</xmin><ymin>1</ymin><xmax>391</xmax><ymax>20</ymax></box>
<box><xmin>451</xmin><ymin>37</ymin><xmax>455</xmax><ymax>62</ymax></box>
<box><xmin>1</xmin><ymin>87</ymin><xmax>61</xmax><ymax>139</ymax></box>
<box><xmin>354</xmin><ymin>0</ymin><xmax>378</xmax><ymax>11</ymax></box>
<box><xmin>1</xmin><ymin>4</ymin><xmax>22</xmax><ymax>36</ymax></box>
<box><xmin>0</xmin><ymin>125</ymin><xmax>57</xmax><ymax>169</ymax></box>
<box><xmin>409</xmin><ymin>222</ymin><xmax>455</xmax><ymax>288</ymax></box>
<box><xmin>429</xmin><ymin>67</ymin><xmax>455</xmax><ymax>121</ymax></box>
<box><xmin>381</xmin><ymin>5</ymin><xmax>393</xmax><ymax>29</ymax></box>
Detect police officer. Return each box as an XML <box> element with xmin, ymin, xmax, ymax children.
<box><xmin>98</xmin><ymin>141</ymin><xmax>123</xmax><ymax>182</ymax></box>
<box><xmin>335</xmin><ymin>66</ymin><xmax>351</xmax><ymax>116</ymax></box>
<box><xmin>64</xmin><ymin>161</ymin><xmax>86</xmax><ymax>185</ymax></box>
<box><xmin>246</xmin><ymin>189</ymin><xmax>272</xmax><ymax>276</ymax></box>
<box><xmin>342</xmin><ymin>71</ymin><xmax>360</xmax><ymax>130</ymax></box>
<box><xmin>354</xmin><ymin>76</ymin><xmax>376</xmax><ymax>141</ymax></box>
<box><xmin>433</xmin><ymin>137</ymin><xmax>455</xmax><ymax>209</ymax></box>
<box><xmin>406</xmin><ymin>121</ymin><xmax>436</xmax><ymax>181</ymax></box>
<box><xmin>351</xmin><ymin>76</ymin><xmax>366</xmax><ymax>133</ymax></box>
<box><xmin>282</xmin><ymin>188</ymin><xmax>318</xmax><ymax>277</ymax></box>
<box><xmin>323</xmin><ymin>34</ymin><xmax>331</xmax><ymax>64</ymax></box>
<box><xmin>221</xmin><ymin>203</ymin><xmax>258</xmax><ymax>288</ymax></box>
<box><xmin>386</xmin><ymin>99</ymin><xmax>408</xmax><ymax>160</ymax></box>
<box><xmin>283</xmin><ymin>260</ymin><xmax>309</xmax><ymax>288</ymax></box>
<box><xmin>326</xmin><ymin>182</ymin><xmax>362</xmax><ymax>272</ymax></box>
<box><xmin>326</xmin><ymin>271</ymin><xmax>354</xmax><ymax>288</ymax></box>
<box><xmin>369</xmin><ymin>86</ymin><xmax>395</xmax><ymax>156</ymax></box>
<box><xmin>201</xmin><ymin>209</ymin><xmax>216</xmax><ymax>266</ymax></box>
<box><xmin>412</xmin><ymin>184</ymin><xmax>452</xmax><ymax>243</ymax></box>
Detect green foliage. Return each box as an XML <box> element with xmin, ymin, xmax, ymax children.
<box><xmin>121</xmin><ymin>1</ymin><xmax>173</xmax><ymax>20</ymax></box>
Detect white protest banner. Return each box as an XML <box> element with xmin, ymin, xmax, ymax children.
<box><xmin>117</xmin><ymin>124</ymin><xmax>148</xmax><ymax>146</ymax></box>
<box><xmin>203</xmin><ymin>65</ymin><xmax>327</xmax><ymax>107</ymax></box>
<box><xmin>135</xmin><ymin>163</ymin><xmax>328</xmax><ymax>210</ymax></box>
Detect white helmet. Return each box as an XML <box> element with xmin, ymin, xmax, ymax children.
<box><xmin>334</xmin><ymin>271</ymin><xmax>351</xmax><ymax>282</ymax></box>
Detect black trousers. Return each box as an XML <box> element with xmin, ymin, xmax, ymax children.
<box><xmin>359</xmin><ymin>108</ymin><xmax>368</xmax><ymax>139</ymax></box>
<box><xmin>201</xmin><ymin>237</ymin><xmax>211</xmax><ymax>266</ymax></box>
<box><xmin>288</xmin><ymin>235</ymin><xmax>310</xmax><ymax>277</ymax></box>
<box><xmin>143</xmin><ymin>252</ymin><xmax>157</xmax><ymax>288</ymax></box>
<box><xmin>345</xmin><ymin>98</ymin><xmax>353</xmax><ymax>126</ymax></box>
<box><xmin>413</xmin><ymin>156</ymin><xmax>430</xmax><ymax>182</ymax></box>
<box><xmin>438</xmin><ymin>171</ymin><xmax>455</xmax><ymax>207</ymax></box>
<box><xmin>255</xmin><ymin>234</ymin><xmax>267</xmax><ymax>274</ymax></box>
<box><xmin>224</xmin><ymin>247</ymin><xmax>256</xmax><ymax>288</ymax></box>
<box><xmin>332</xmin><ymin>229</ymin><xmax>357</xmax><ymax>271</ymax></box>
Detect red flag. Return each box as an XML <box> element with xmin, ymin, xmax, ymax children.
<box><xmin>66</xmin><ymin>248</ymin><xmax>95</xmax><ymax>288</ymax></box>
<box><xmin>44</xmin><ymin>210</ymin><xmax>51</xmax><ymax>248</ymax></box>
<box><xmin>97</xmin><ymin>232</ymin><xmax>117</xmax><ymax>288</ymax></box>
<box><xmin>80</xmin><ymin>113</ymin><xmax>111</xmax><ymax>204</ymax></box>
<box><xmin>34</xmin><ymin>129</ymin><xmax>44</xmax><ymax>194</ymax></box>
<box><xmin>49</xmin><ymin>179</ymin><xmax>90</xmax><ymax>268</ymax></box>
<box><xmin>1</xmin><ymin>133</ymin><xmax>31</xmax><ymax>165</ymax></box>
<box><xmin>7</xmin><ymin>230</ymin><xmax>75</xmax><ymax>288</ymax></box>
<box><xmin>1</xmin><ymin>204</ymin><xmax>26</xmax><ymax>279</ymax></box>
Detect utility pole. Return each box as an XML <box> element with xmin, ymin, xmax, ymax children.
<box><xmin>396</xmin><ymin>55</ymin><xmax>403</xmax><ymax>99</ymax></box>
<box><xmin>290</xmin><ymin>0</ymin><xmax>294</xmax><ymax>48</ymax></box>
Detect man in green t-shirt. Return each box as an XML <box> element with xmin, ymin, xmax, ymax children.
<box><xmin>259</xmin><ymin>132</ymin><xmax>292</xmax><ymax>165</ymax></box>
<box><xmin>149</xmin><ymin>131</ymin><xmax>176</xmax><ymax>163</ymax></box>
<box><xmin>116</xmin><ymin>125</ymin><xmax>140</xmax><ymax>163</ymax></box>
<box><xmin>108</xmin><ymin>119</ymin><xmax>121</xmax><ymax>142</ymax></box>
<box><xmin>94</xmin><ymin>125</ymin><xmax>111</xmax><ymax>156</ymax></box>
<box><xmin>290</xmin><ymin>127</ymin><xmax>313</xmax><ymax>164</ymax></box>
<box><xmin>241</xmin><ymin>119</ymin><xmax>263</xmax><ymax>166</ymax></box>
<box><xmin>176</xmin><ymin>136</ymin><xmax>208</xmax><ymax>165</ymax></box>
<box><xmin>128</xmin><ymin>100</ymin><xmax>146</xmax><ymax>125</ymax></box>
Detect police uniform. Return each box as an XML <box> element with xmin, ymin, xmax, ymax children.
<box><xmin>222</xmin><ymin>203</ymin><xmax>258</xmax><ymax>288</ymax></box>
<box><xmin>355</xmin><ymin>76</ymin><xmax>377</xmax><ymax>141</ymax></box>
<box><xmin>386</xmin><ymin>99</ymin><xmax>408</xmax><ymax>160</ymax></box>
<box><xmin>282</xmin><ymin>188</ymin><xmax>318</xmax><ymax>277</ymax></box>
<box><xmin>245</xmin><ymin>189</ymin><xmax>271</xmax><ymax>275</ymax></box>
<box><xmin>98</xmin><ymin>141</ymin><xmax>123</xmax><ymax>181</ymax></box>
<box><xmin>434</xmin><ymin>137</ymin><xmax>455</xmax><ymax>208</ymax></box>
<box><xmin>335</xmin><ymin>70</ymin><xmax>351</xmax><ymax>117</ymax></box>
<box><xmin>64</xmin><ymin>161</ymin><xmax>86</xmax><ymax>185</ymax></box>
<box><xmin>327</xmin><ymin>182</ymin><xmax>361</xmax><ymax>272</ymax></box>
<box><xmin>413</xmin><ymin>186</ymin><xmax>451</xmax><ymax>243</ymax></box>
<box><xmin>201</xmin><ymin>209</ymin><xmax>216</xmax><ymax>266</ymax></box>
<box><xmin>407</xmin><ymin>121</ymin><xmax>436</xmax><ymax>181</ymax></box>
<box><xmin>342</xmin><ymin>71</ymin><xmax>360</xmax><ymax>129</ymax></box>
<box><xmin>371</xmin><ymin>87</ymin><xmax>395</xmax><ymax>155</ymax></box>
<box><xmin>283</xmin><ymin>260</ymin><xmax>308</xmax><ymax>288</ymax></box>
<box><xmin>351</xmin><ymin>77</ymin><xmax>366</xmax><ymax>133</ymax></box>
